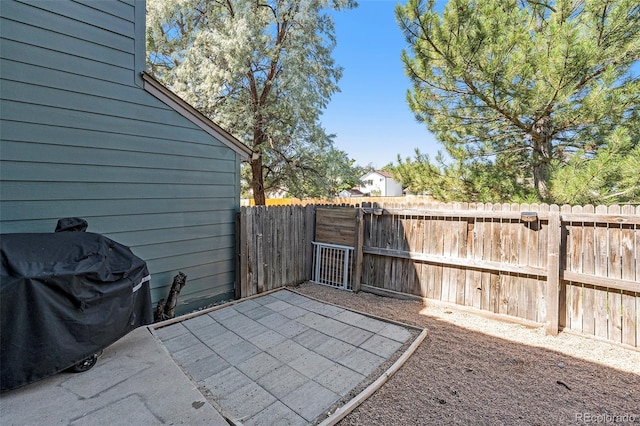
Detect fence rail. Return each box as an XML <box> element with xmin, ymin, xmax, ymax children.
<box><xmin>238</xmin><ymin>202</ymin><xmax>640</xmax><ymax>348</ymax></box>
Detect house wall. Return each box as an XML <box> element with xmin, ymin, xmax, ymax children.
<box><xmin>384</xmin><ymin>178</ymin><xmax>403</xmax><ymax>197</ymax></box>
<box><xmin>359</xmin><ymin>171</ymin><xmax>403</xmax><ymax>197</ymax></box>
<box><xmin>359</xmin><ymin>171</ymin><xmax>384</xmax><ymax>196</ymax></box>
<box><xmin>0</xmin><ymin>0</ymin><xmax>242</xmax><ymax>313</ymax></box>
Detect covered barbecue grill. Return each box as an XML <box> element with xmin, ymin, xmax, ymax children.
<box><xmin>0</xmin><ymin>220</ymin><xmax>152</xmax><ymax>391</ymax></box>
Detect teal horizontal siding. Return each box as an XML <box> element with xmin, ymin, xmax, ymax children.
<box><xmin>149</xmin><ymin>256</ymin><xmax>235</xmax><ymax>286</ymax></box>
<box><xmin>5</xmin><ymin>1</ymin><xmax>133</xmax><ymax>51</ymax></box>
<box><xmin>1</xmin><ymin>199</ymin><xmax>237</xmax><ymax>222</ymax></box>
<box><xmin>108</xmin><ymin>224</ymin><xmax>235</xmax><ymax>247</ymax></box>
<box><xmin>0</xmin><ymin>40</ymin><xmax>133</xmax><ymax>84</ymax></box>
<box><xmin>1</xmin><ymin>210</ymin><xmax>237</xmax><ymax>233</ymax></box>
<box><xmin>0</xmin><ymin>209</ymin><xmax>234</xmax><ymax>235</ymax></box>
<box><xmin>2</xmin><ymin>100</ymin><xmax>221</xmax><ymax>143</ymax></box>
<box><xmin>57</xmin><ymin>0</ymin><xmax>135</xmax><ymax>26</ymax></box>
<box><xmin>1</xmin><ymin>141</ymin><xmax>236</xmax><ymax>173</ymax></box>
<box><xmin>1</xmin><ymin>121</ymin><xmax>236</xmax><ymax>160</ymax></box>
<box><xmin>1</xmin><ymin>18</ymin><xmax>133</xmax><ymax>70</ymax></box>
<box><xmin>1</xmin><ymin>160</ymin><xmax>235</xmax><ymax>183</ymax></box>
<box><xmin>0</xmin><ymin>182</ymin><xmax>236</xmax><ymax>202</ymax></box>
<box><xmin>2</xmin><ymin>79</ymin><xmax>202</xmax><ymax>127</ymax></box>
<box><xmin>2</xmin><ymin>62</ymin><xmax>149</xmax><ymax>108</ymax></box>
<box><xmin>148</xmin><ymin>248</ymin><xmax>235</xmax><ymax>273</ymax></box>
<box><xmin>147</xmin><ymin>257</ymin><xmax>236</xmax><ymax>308</ymax></box>
<box><xmin>0</xmin><ymin>0</ymin><xmax>242</xmax><ymax>312</ymax></box>
<box><xmin>13</xmin><ymin>0</ymin><xmax>134</xmax><ymax>40</ymax></box>
<box><xmin>137</xmin><ymin>235</ymin><xmax>235</xmax><ymax>262</ymax></box>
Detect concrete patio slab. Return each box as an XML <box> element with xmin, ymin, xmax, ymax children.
<box><xmin>155</xmin><ymin>288</ymin><xmax>418</xmax><ymax>425</ymax></box>
<box><xmin>0</xmin><ymin>326</ymin><xmax>228</xmax><ymax>426</ymax></box>
<box><xmin>244</xmin><ymin>400</ymin><xmax>307</xmax><ymax>426</ymax></box>
<box><xmin>1</xmin><ymin>287</ymin><xmax>424</xmax><ymax>426</ymax></box>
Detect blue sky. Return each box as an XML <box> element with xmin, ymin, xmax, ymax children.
<box><xmin>321</xmin><ymin>0</ymin><xmax>443</xmax><ymax>170</ymax></box>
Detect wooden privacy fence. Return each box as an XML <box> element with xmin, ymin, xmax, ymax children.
<box><xmin>238</xmin><ymin>203</ymin><xmax>640</xmax><ymax>348</ymax></box>
<box><xmin>237</xmin><ymin>205</ymin><xmax>315</xmax><ymax>298</ymax></box>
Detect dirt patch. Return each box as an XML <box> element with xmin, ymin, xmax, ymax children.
<box><xmin>294</xmin><ymin>282</ymin><xmax>640</xmax><ymax>425</ymax></box>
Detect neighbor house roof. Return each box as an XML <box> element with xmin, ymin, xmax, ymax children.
<box><xmin>339</xmin><ymin>188</ymin><xmax>365</xmax><ymax>197</ymax></box>
<box><xmin>362</xmin><ymin>170</ymin><xmax>394</xmax><ymax>179</ymax></box>
<box><xmin>141</xmin><ymin>72</ymin><xmax>252</xmax><ymax>160</ymax></box>
<box><xmin>376</xmin><ymin>170</ymin><xmax>393</xmax><ymax>179</ymax></box>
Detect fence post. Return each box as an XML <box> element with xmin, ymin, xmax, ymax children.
<box><xmin>353</xmin><ymin>208</ymin><xmax>364</xmax><ymax>292</ymax></box>
<box><xmin>235</xmin><ymin>211</ymin><xmax>241</xmax><ymax>299</ymax></box>
<box><xmin>546</xmin><ymin>207</ymin><xmax>560</xmax><ymax>335</ymax></box>
<box><xmin>239</xmin><ymin>207</ymin><xmax>249</xmax><ymax>298</ymax></box>
<box><xmin>304</xmin><ymin>204</ymin><xmax>316</xmax><ymax>281</ymax></box>
<box><xmin>256</xmin><ymin>233</ymin><xmax>264</xmax><ymax>295</ymax></box>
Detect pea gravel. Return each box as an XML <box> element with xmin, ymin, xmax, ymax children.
<box><xmin>294</xmin><ymin>282</ymin><xmax>640</xmax><ymax>426</ymax></box>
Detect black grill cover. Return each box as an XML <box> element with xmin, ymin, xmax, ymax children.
<box><xmin>0</xmin><ymin>232</ymin><xmax>152</xmax><ymax>391</ymax></box>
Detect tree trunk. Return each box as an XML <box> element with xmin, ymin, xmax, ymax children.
<box><xmin>532</xmin><ymin>158</ymin><xmax>550</xmax><ymax>200</ymax></box>
<box><xmin>531</xmin><ymin>115</ymin><xmax>554</xmax><ymax>200</ymax></box>
<box><xmin>251</xmin><ymin>155</ymin><xmax>266</xmax><ymax>206</ymax></box>
<box><xmin>163</xmin><ymin>272</ymin><xmax>187</xmax><ymax>320</ymax></box>
<box><xmin>153</xmin><ymin>272</ymin><xmax>187</xmax><ymax>322</ymax></box>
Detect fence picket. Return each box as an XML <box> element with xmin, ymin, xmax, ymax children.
<box><xmin>566</xmin><ymin>204</ymin><xmax>582</xmax><ymax>333</ymax></box>
<box><xmin>535</xmin><ymin>204</ymin><xmax>549</xmax><ymax>324</ymax></box>
<box><xmin>608</xmin><ymin>205</ymin><xmax>623</xmax><ymax>343</ymax></box>
<box><xmin>506</xmin><ymin>203</ymin><xmax>520</xmax><ymax>317</ymax></box>
<box><xmin>481</xmin><ymin>203</ymin><xmax>493</xmax><ymax>312</ymax></box>
<box><xmin>581</xmin><ymin>205</ymin><xmax>596</xmax><ymax>335</ymax></box>
<box><xmin>594</xmin><ymin>205</ymin><xmax>610</xmax><ymax>340</ymax></box>
<box><xmin>621</xmin><ymin>205</ymin><xmax>637</xmax><ymax>347</ymax></box>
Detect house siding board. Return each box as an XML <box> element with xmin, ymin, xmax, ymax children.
<box><xmin>1</xmin><ymin>17</ymin><xmax>133</xmax><ymax>70</ymax></box>
<box><xmin>1</xmin><ymin>144</ymin><xmax>237</xmax><ymax>175</ymax></box>
<box><xmin>5</xmin><ymin>1</ymin><xmax>133</xmax><ymax>52</ymax></box>
<box><xmin>2</xmin><ymin>62</ymin><xmax>149</xmax><ymax>110</ymax></box>
<box><xmin>14</xmin><ymin>0</ymin><xmax>135</xmax><ymax>38</ymax></box>
<box><xmin>1</xmin><ymin>208</ymin><xmax>237</xmax><ymax>235</ymax></box>
<box><xmin>0</xmin><ymin>0</ymin><xmax>242</xmax><ymax>311</ymax></box>
<box><xmin>2</xmin><ymin>79</ymin><xmax>202</xmax><ymax>127</ymax></box>
<box><xmin>71</xmin><ymin>0</ymin><xmax>136</xmax><ymax>22</ymax></box>
<box><xmin>2</xmin><ymin>100</ymin><xmax>223</xmax><ymax>144</ymax></box>
<box><xmin>0</xmin><ymin>182</ymin><xmax>236</xmax><ymax>202</ymax></box>
<box><xmin>0</xmin><ymin>41</ymin><xmax>134</xmax><ymax>84</ymax></box>
<box><xmin>1</xmin><ymin>141</ymin><xmax>236</xmax><ymax>174</ymax></box>
<box><xmin>1</xmin><ymin>152</ymin><xmax>235</xmax><ymax>182</ymax></box>
<box><xmin>0</xmin><ymin>199</ymin><xmax>237</xmax><ymax>222</ymax></box>
<box><xmin>133</xmin><ymin>0</ymin><xmax>145</xmax><ymax>87</ymax></box>
<box><xmin>108</xmin><ymin>224</ymin><xmax>235</xmax><ymax>247</ymax></box>
<box><xmin>1</xmin><ymin>121</ymin><xmax>236</xmax><ymax>160</ymax></box>
<box><xmin>136</xmin><ymin>235</ymin><xmax>235</xmax><ymax>262</ymax></box>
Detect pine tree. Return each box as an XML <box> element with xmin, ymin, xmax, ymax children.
<box><xmin>396</xmin><ymin>0</ymin><xmax>640</xmax><ymax>202</ymax></box>
<box><xmin>549</xmin><ymin>127</ymin><xmax>640</xmax><ymax>204</ymax></box>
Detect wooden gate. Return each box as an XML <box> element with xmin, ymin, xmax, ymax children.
<box><xmin>311</xmin><ymin>207</ymin><xmax>363</xmax><ymax>291</ymax></box>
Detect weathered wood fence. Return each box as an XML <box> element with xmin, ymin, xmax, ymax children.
<box><xmin>238</xmin><ymin>203</ymin><xmax>640</xmax><ymax>348</ymax></box>
<box><xmin>237</xmin><ymin>205</ymin><xmax>315</xmax><ymax>298</ymax></box>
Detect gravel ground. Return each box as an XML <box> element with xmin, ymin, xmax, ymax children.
<box><xmin>293</xmin><ymin>282</ymin><xmax>640</xmax><ymax>425</ymax></box>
